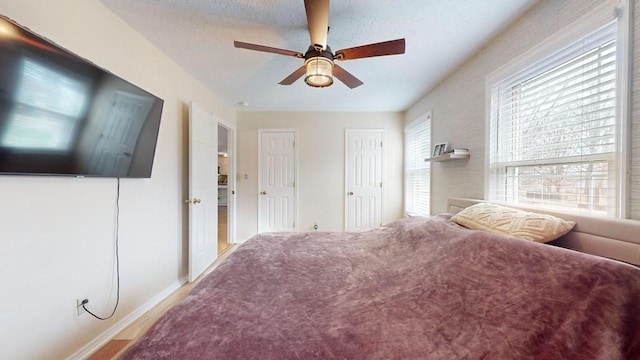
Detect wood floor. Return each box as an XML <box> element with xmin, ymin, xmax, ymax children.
<box><xmin>218</xmin><ymin>206</ymin><xmax>232</xmax><ymax>255</ymax></box>
<box><xmin>87</xmin><ymin>206</ymin><xmax>235</xmax><ymax>360</ymax></box>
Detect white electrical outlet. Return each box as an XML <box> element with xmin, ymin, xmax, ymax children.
<box><xmin>76</xmin><ymin>299</ymin><xmax>88</xmax><ymax>316</ymax></box>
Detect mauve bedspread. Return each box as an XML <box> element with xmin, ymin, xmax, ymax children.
<box><xmin>120</xmin><ymin>215</ymin><xmax>640</xmax><ymax>359</ymax></box>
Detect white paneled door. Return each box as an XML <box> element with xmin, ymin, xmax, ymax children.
<box><xmin>345</xmin><ymin>129</ymin><xmax>384</xmax><ymax>231</ymax></box>
<box><xmin>258</xmin><ymin>130</ymin><xmax>296</xmax><ymax>233</ymax></box>
<box><xmin>187</xmin><ymin>102</ymin><xmax>218</xmax><ymax>282</ymax></box>
<box><xmin>88</xmin><ymin>91</ymin><xmax>154</xmax><ymax>176</ymax></box>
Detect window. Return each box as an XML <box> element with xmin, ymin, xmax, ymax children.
<box><xmin>2</xmin><ymin>59</ymin><xmax>89</xmax><ymax>151</ymax></box>
<box><xmin>487</xmin><ymin>2</ymin><xmax>629</xmax><ymax>217</ymax></box>
<box><xmin>405</xmin><ymin>112</ymin><xmax>431</xmax><ymax>216</ymax></box>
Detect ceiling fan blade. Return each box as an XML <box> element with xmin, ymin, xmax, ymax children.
<box><xmin>279</xmin><ymin>66</ymin><xmax>307</xmax><ymax>85</ymax></box>
<box><xmin>335</xmin><ymin>38</ymin><xmax>406</xmax><ymax>61</ymax></box>
<box><xmin>333</xmin><ymin>64</ymin><xmax>363</xmax><ymax>89</ymax></box>
<box><xmin>304</xmin><ymin>0</ymin><xmax>329</xmax><ymax>50</ymax></box>
<box><xmin>234</xmin><ymin>41</ymin><xmax>303</xmax><ymax>58</ymax></box>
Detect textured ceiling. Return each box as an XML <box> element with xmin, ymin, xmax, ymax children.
<box><xmin>99</xmin><ymin>0</ymin><xmax>537</xmax><ymax>112</ymax></box>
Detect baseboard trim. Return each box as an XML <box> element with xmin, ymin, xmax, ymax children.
<box><xmin>66</xmin><ymin>278</ymin><xmax>187</xmax><ymax>360</ymax></box>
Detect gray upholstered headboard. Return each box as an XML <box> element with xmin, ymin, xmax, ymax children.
<box><xmin>447</xmin><ymin>198</ymin><xmax>640</xmax><ymax>266</ymax></box>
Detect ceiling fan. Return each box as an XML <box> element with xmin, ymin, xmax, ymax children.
<box><xmin>234</xmin><ymin>0</ymin><xmax>405</xmax><ymax>89</ymax></box>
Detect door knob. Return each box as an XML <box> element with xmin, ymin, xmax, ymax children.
<box><xmin>185</xmin><ymin>198</ymin><xmax>202</xmax><ymax>204</ymax></box>
<box><xmin>260</xmin><ymin>191</ymin><xmax>267</xmax><ymax>195</ymax></box>
<box><xmin>348</xmin><ymin>191</ymin><xmax>354</xmax><ymax>195</ymax></box>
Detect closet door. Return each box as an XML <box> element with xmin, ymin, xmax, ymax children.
<box><xmin>258</xmin><ymin>129</ymin><xmax>297</xmax><ymax>233</ymax></box>
<box><xmin>345</xmin><ymin>129</ymin><xmax>384</xmax><ymax>231</ymax></box>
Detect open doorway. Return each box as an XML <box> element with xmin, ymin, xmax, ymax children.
<box><xmin>217</xmin><ymin>124</ymin><xmax>233</xmax><ymax>255</ymax></box>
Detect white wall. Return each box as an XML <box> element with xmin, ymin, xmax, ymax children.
<box><xmin>406</xmin><ymin>0</ymin><xmax>640</xmax><ymax>216</ymax></box>
<box><xmin>630</xmin><ymin>0</ymin><xmax>640</xmax><ymax>218</ymax></box>
<box><xmin>236</xmin><ymin>111</ymin><xmax>404</xmax><ymax>242</ymax></box>
<box><xmin>0</xmin><ymin>1</ymin><xmax>235</xmax><ymax>359</ymax></box>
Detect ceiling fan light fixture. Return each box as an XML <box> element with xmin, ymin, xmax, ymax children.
<box><xmin>304</xmin><ymin>56</ymin><xmax>334</xmax><ymax>88</ymax></box>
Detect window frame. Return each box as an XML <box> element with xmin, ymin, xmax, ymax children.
<box><xmin>404</xmin><ymin>111</ymin><xmax>431</xmax><ymax>216</ymax></box>
<box><xmin>484</xmin><ymin>0</ymin><xmax>631</xmax><ymax>218</ymax></box>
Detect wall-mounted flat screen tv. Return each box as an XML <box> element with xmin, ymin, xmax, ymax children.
<box><xmin>0</xmin><ymin>15</ymin><xmax>164</xmax><ymax>178</ymax></box>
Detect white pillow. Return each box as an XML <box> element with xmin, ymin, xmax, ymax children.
<box><xmin>450</xmin><ymin>202</ymin><xmax>576</xmax><ymax>243</ymax></box>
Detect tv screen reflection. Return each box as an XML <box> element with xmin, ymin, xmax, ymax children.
<box><xmin>0</xmin><ymin>16</ymin><xmax>164</xmax><ymax>178</ymax></box>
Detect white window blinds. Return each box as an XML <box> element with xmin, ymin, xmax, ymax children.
<box><xmin>488</xmin><ymin>21</ymin><xmax>620</xmax><ymax>216</ymax></box>
<box><xmin>405</xmin><ymin>113</ymin><xmax>431</xmax><ymax>216</ymax></box>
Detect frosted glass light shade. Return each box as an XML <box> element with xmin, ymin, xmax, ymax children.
<box><xmin>304</xmin><ymin>57</ymin><xmax>333</xmax><ymax>87</ymax></box>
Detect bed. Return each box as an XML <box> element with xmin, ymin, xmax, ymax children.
<box><xmin>119</xmin><ymin>198</ymin><xmax>640</xmax><ymax>359</ymax></box>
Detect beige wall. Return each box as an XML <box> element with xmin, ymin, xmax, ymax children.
<box><xmin>406</xmin><ymin>0</ymin><xmax>639</xmax><ymax>216</ymax></box>
<box><xmin>0</xmin><ymin>1</ymin><xmax>235</xmax><ymax>359</ymax></box>
<box><xmin>236</xmin><ymin>111</ymin><xmax>405</xmax><ymax>241</ymax></box>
